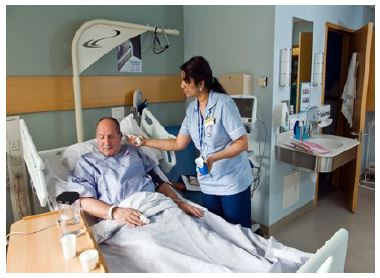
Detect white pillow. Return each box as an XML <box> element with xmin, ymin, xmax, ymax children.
<box><xmin>61</xmin><ymin>139</ymin><xmax>98</xmax><ymax>171</ymax></box>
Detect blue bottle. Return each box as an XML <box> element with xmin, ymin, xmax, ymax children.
<box><xmin>293</xmin><ymin>120</ymin><xmax>301</xmax><ymax>140</ymax></box>
<box><xmin>302</xmin><ymin>121</ymin><xmax>309</xmax><ymax>140</ymax></box>
<box><xmin>195</xmin><ymin>157</ymin><xmax>209</xmax><ymax>175</ymax></box>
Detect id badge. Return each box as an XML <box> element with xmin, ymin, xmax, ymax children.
<box><xmin>204</xmin><ymin>117</ymin><xmax>215</xmax><ymax>127</ymax></box>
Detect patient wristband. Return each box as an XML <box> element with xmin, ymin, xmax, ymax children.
<box><xmin>107</xmin><ymin>205</ymin><xmax>117</xmax><ymax>220</ymax></box>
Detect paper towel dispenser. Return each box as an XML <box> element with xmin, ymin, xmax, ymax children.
<box><xmin>273</xmin><ymin>102</ymin><xmax>290</xmax><ymax>132</ymax></box>
<box><xmin>218</xmin><ymin>73</ymin><xmax>253</xmax><ymax>95</ymax></box>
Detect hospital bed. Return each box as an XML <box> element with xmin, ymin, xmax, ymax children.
<box><xmin>18</xmin><ymin>19</ymin><xmax>349</xmax><ymax>272</ymax></box>
<box><xmin>20</xmin><ymin>111</ymin><xmax>349</xmax><ymax>273</ymax></box>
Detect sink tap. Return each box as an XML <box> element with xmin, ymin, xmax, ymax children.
<box><xmin>306</xmin><ymin>106</ymin><xmax>319</xmax><ymax>138</ymax></box>
<box><xmin>306</xmin><ymin>105</ymin><xmax>332</xmax><ymax>137</ymax></box>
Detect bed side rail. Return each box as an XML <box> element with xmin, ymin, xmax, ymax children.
<box><xmin>19</xmin><ymin>119</ymin><xmax>48</xmax><ymax>207</ymax></box>
<box><xmin>297</xmin><ymin>228</ymin><xmax>349</xmax><ymax>273</ymax></box>
<box><xmin>141</xmin><ymin>109</ymin><xmax>177</xmax><ymax>173</ymax></box>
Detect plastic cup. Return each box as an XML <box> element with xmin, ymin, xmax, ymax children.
<box><xmin>79</xmin><ymin>249</ymin><xmax>99</xmax><ymax>272</ymax></box>
<box><xmin>60</xmin><ymin>234</ymin><xmax>77</xmax><ymax>259</ymax></box>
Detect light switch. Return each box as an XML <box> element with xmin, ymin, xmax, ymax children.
<box><xmin>257</xmin><ymin>77</ymin><xmax>267</xmax><ymax>88</ymax></box>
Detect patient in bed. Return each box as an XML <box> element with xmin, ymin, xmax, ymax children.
<box><xmin>65</xmin><ymin>117</ymin><xmax>203</xmax><ymax>227</ymax></box>
<box><xmin>63</xmin><ymin>117</ymin><xmax>312</xmax><ymax>272</ymax></box>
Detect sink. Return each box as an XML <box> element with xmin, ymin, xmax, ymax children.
<box><xmin>308</xmin><ymin>138</ymin><xmax>344</xmax><ymax>150</ymax></box>
<box><xmin>275</xmin><ymin>132</ymin><xmax>360</xmax><ymax>172</ymax></box>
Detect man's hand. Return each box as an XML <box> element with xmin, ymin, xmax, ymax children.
<box><xmin>112</xmin><ymin>207</ymin><xmax>145</xmax><ymax>227</ymax></box>
<box><xmin>175</xmin><ymin>200</ymin><xmax>204</xmax><ymax>218</ymax></box>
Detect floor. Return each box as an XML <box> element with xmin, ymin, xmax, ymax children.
<box><xmin>272</xmin><ymin>185</ymin><xmax>375</xmax><ymax>273</ymax></box>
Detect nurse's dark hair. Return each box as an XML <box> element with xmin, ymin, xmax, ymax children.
<box><xmin>180</xmin><ymin>56</ymin><xmax>227</xmax><ymax>94</ymax></box>
<box><xmin>96</xmin><ymin>117</ymin><xmax>122</xmax><ymax>137</ymax></box>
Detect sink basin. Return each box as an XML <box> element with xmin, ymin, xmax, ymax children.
<box><xmin>275</xmin><ymin>132</ymin><xmax>360</xmax><ymax>172</ymax></box>
<box><xmin>308</xmin><ymin>138</ymin><xmax>344</xmax><ymax>150</ymax></box>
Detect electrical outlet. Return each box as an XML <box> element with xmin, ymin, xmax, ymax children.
<box><xmin>9</xmin><ymin>140</ymin><xmax>20</xmax><ymax>151</ymax></box>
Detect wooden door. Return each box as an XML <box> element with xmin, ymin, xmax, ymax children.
<box><xmin>366</xmin><ymin>29</ymin><xmax>375</xmax><ymax>112</ymax></box>
<box><xmin>337</xmin><ymin>23</ymin><xmax>374</xmax><ymax>212</ymax></box>
<box><xmin>296</xmin><ymin>32</ymin><xmax>313</xmax><ymax>112</ymax></box>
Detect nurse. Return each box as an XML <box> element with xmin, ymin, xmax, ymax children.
<box><xmin>130</xmin><ymin>56</ymin><xmax>253</xmax><ymax>228</ymax></box>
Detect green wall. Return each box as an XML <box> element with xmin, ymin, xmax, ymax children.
<box><xmin>7</xmin><ymin>5</ymin><xmax>186</xmax><ymax>150</ymax></box>
<box><xmin>6</xmin><ymin>5</ymin><xmax>186</xmax><ymax>232</ymax></box>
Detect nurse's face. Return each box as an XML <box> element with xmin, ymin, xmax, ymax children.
<box><xmin>180</xmin><ymin>71</ymin><xmax>202</xmax><ymax>98</ymax></box>
<box><xmin>96</xmin><ymin>119</ymin><xmax>122</xmax><ymax>157</ymax></box>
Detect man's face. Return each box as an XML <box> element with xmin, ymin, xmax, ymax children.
<box><xmin>96</xmin><ymin>119</ymin><xmax>122</xmax><ymax>157</ymax></box>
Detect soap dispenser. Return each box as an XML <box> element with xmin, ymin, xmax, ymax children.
<box><xmin>302</xmin><ymin>121</ymin><xmax>309</xmax><ymax>140</ymax></box>
<box><xmin>298</xmin><ymin>121</ymin><xmax>303</xmax><ymax>140</ymax></box>
<box><xmin>293</xmin><ymin>120</ymin><xmax>300</xmax><ymax>140</ymax></box>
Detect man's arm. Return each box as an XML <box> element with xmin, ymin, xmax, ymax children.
<box><xmin>156</xmin><ymin>183</ymin><xmax>204</xmax><ymax>218</ymax></box>
<box><xmin>146</xmin><ymin>169</ymin><xmax>204</xmax><ymax>218</ymax></box>
<box><xmin>80</xmin><ymin>197</ymin><xmax>144</xmax><ymax>227</ymax></box>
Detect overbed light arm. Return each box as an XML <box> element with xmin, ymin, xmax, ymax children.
<box><xmin>72</xmin><ymin>19</ymin><xmax>180</xmax><ymax>142</ymax></box>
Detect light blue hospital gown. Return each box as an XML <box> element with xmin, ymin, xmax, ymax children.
<box><xmin>179</xmin><ymin>90</ymin><xmax>253</xmax><ymax>195</ymax></box>
<box><xmin>66</xmin><ymin>144</ymin><xmax>157</xmax><ymax>206</ymax></box>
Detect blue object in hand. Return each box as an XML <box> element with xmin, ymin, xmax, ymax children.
<box><xmin>195</xmin><ymin>157</ymin><xmax>209</xmax><ymax>175</ymax></box>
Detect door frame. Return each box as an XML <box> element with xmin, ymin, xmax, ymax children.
<box><xmin>314</xmin><ymin>22</ymin><xmax>353</xmax><ymax>206</ymax></box>
<box><xmin>315</xmin><ymin>22</ymin><xmax>373</xmax><ymax>211</ymax></box>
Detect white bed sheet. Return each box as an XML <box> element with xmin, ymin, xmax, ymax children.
<box><xmin>94</xmin><ymin>191</ymin><xmax>311</xmax><ymax>273</ymax></box>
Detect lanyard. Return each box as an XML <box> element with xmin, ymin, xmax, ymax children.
<box><xmin>198</xmin><ymin>102</ymin><xmax>205</xmax><ymax>151</ymax></box>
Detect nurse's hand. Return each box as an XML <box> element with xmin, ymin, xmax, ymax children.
<box><xmin>127</xmin><ymin>135</ymin><xmax>145</xmax><ymax>146</ymax></box>
<box><xmin>113</xmin><ymin>207</ymin><xmax>145</xmax><ymax>227</ymax></box>
<box><xmin>205</xmin><ymin>156</ymin><xmax>215</xmax><ymax>172</ymax></box>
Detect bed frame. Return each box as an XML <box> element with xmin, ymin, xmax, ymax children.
<box><xmin>19</xmin><ymin>19</ymin><xmax>349</xmax><ymax>272</ymax></box>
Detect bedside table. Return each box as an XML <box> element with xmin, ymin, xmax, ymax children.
<box><xmin>6</xmin><ymin>210</ymin><xmax>108</xmax><ymax>272</ymax></box>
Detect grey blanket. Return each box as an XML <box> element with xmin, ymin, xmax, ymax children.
<box><xmin>91</xmin><ymin>192</ymin><xmax>311</xmax><ymax>272</ymax></box>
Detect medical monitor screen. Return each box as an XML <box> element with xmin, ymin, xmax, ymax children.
<box><xmin>232</xmin><ymin>98</ymin><xmax>254</xmax><ymax>119</ymax></box>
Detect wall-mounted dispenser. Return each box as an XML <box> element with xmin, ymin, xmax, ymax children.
<box><xmin>279</xmin><ymin>48</ymin><xmax>292</xmax><ymax>86</ymax></box>
<box><xmin>273</xmin><ymin>102</ymin><xmax>290</xmax><ymax>132</ymax></box>
<box><xmin>313</xmin><ymin>52</ymin><xmax>324</xmax><ymax>86</ymax></box>
<box><xmin>218</xmin><ymin>73</ymin><xmax>253</xmax><ymax>96</ymax></box>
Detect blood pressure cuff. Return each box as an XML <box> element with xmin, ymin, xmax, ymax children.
<box><xmin>147</xmin><ymin>169</ymin><xmax>165</xmax><ymax>189</ymax></box>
